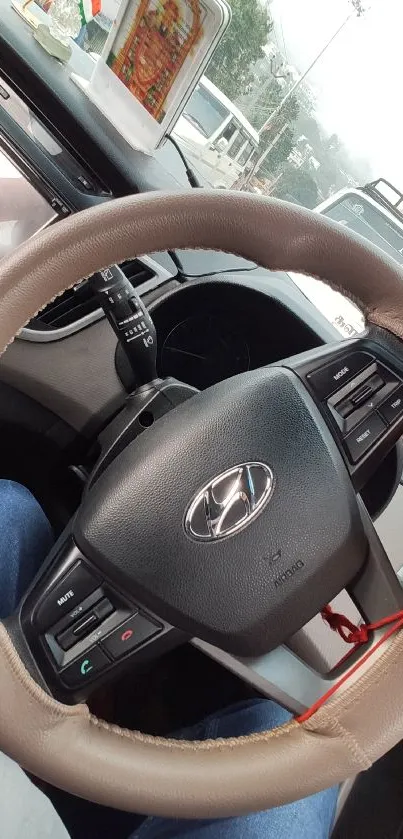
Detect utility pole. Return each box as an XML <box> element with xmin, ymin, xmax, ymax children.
<box><xmin>237</xmin><ymin>124</ymin><xmax>288</xmax><ymax>190</ymax></box>
<box><xmin>244</xmin><ymin>12</ymin><xmax>355</xmax><ymax>187</ymax></box>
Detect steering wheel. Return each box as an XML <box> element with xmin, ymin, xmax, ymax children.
<box><xmin>2</xmin><ymin>190</ymin><xmax>403</xmax><ymax>818</ymax></box>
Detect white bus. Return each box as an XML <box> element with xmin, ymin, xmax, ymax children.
<box><xmin>173</xmin><ymin>76</ymin><xmax>259</xmax><ymax>189</ymax></box>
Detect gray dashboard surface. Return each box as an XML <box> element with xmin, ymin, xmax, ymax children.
<box><xmin>0</xmin><ymin>270</ymin><xmax>340</xmax><ymax>433</ymax></box>
<box><xmin>0</xmin><ymin>319</ymin><xmax>124</xmax><ymax>434</ymax></box>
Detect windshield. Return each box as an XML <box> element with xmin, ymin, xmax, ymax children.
<box><xmin>183</xmin><ymin>85</ymin><xmax>230</xmax><ymax>139</ymax></box>
<box><xmin>10</xmin><ymin>0</ymin><xmax>403</xmax><ymax>335</ymax></box>
<box><xmin>0</xmin><ymin>148</ymin><xmax>57</xmax><ymax>259</ymax></box>
<box><xmin>195</xmin><ymin>0</ymin><xmax>403</xmax><ymax>335</ymax></box>
<box><xmin>322</xmin><ymin>196</ymin><xmax>403</xmax><ymax>266</ymax></box>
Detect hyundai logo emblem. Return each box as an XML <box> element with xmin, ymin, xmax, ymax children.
<box><xmin>185</xmin><ymin>463</ymin><xmax>274</xmax><ymax>541</ymax></box>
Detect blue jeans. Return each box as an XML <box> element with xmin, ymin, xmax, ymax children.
<box><xmin>129</xmin><ymin>700</ymin><xmax>337</xmax><ymax>839</ymax></box>
<box><xmin>0</xmin><ymin>480</ymin><xmax>338</xmax><ymax>838</ymax></box>
<box><xmin>0</xmin><ymin>480</ymin><xmax>53</xmax><ymax>619</ymax></box>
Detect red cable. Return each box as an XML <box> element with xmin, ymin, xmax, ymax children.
<box><xmin>321</xmin><ymin>604</ymin><xmax>362</xmax><ymax>643</ymax></box>
<box><xmin>321</xmin><ymin>604</ymin><xmax>403</xmax><ymax>645</ymax></box>
<box><xmin>298</xmin><ymin>612</ymin><xmax>403</xmax><ymax>723</ymax></box>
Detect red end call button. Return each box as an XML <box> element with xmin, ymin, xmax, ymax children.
<box><xmin>102</xmin><ymin>613</ymin><xmax>161</xmax><ymax>660</ymax></box>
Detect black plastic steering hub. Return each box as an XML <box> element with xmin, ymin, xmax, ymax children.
<box><xmin>9</xmin><ymin>331</ymin><xmax>403</xmax><ymax>703</ymax></box>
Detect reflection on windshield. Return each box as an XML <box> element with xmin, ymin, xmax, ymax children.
<box><xmin>183</xmin><ymin>85</ymin><xmax>230</xmax><ymax>139</ymax></box>
<box><xmin>25</xmin><ymin>0</ymin><xmax>403</xmax><ymax>335</ymax></box>
<box><xmin>184</xmin><ymin>0</ymin><xmax>402</xmax><ymax>337</ymax></box>
<box><xmin>0</xmin><ymin>149</ymin><xmax>56</xmax><ymax>261</ymax></box>
<box><xmin>0</xmin><ymin>76</ymin><xmax>62</xmax><ymax>157</ymax></box>
<box><xmin>323</xmin><ymin>197</ymin><xmax>403</xmax><ymax>266</ymax></box>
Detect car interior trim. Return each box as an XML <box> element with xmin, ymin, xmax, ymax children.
<box><xmin>19</xmin><ymin>255</ymin><xmax>174</xmax><ymax>343</ymax></box>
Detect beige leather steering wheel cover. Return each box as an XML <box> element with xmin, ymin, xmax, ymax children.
<box><xmin>1</xmin><ymin>190</ymin><xmax>403</xmax><ymax>817</ymax></box>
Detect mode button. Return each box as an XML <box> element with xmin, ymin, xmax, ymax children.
<box><xmin>307</xmin><ymin>352</ymin><xmax>372</xmax><ymax>400</ymax></box>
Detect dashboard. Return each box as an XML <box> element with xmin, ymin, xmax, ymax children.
<box><xmin>160</xmin><ymin>310</ymin><xmax>251</xmax><ymax>389</ymax></box>
<box><xmin>152</xmin><ymin>280</ymin><xmax>320</xmax><ymax>390</ymax></box>
<box><xmin>114</xmin><ymin>279</ymin><xmax>322</xmax><ymax>392</ymax></box>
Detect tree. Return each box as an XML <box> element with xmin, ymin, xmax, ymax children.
<box><xmin>259</xmin><ymin>126</ymin><xmax>295</xmax><ymax>176</ymax></box>
<box><xmin>206</xmin><ymin>0</ymin><xmax>273</xmax><ymax>101</ymax></box>
<box><xmin>314</xmin><ymin>157</ymin><xmax>346</xmax><ymax>197</ymax></box>
<box><xmin>263</xmin><ymin>93</ymin><xmax>299</xmax><ymax>133</ymax></box>
<box><xmin>273</xmin><ymin>166</ymin><xmax>319</xmax><ymax>208</ymax></box>
<box><xmin>245</xmin><ymin>78</ymin><xmax>298</xmax><ymax>131</ymax></box>
<box><xmin>326</xmin><ymin>133</ymin><xmax>341</xmax><ymax>153</ymax></box>
<box><xmin>350</xmin><ymin>0</ymin><xmax>366</xmax><ymax>15</ymax></box>
<box><xmin>253</xmin><ymin>91</ymin><xmax>299</xmax><ymax>172</ymax></box>
<box><xmin>295</xmin><ymin>112</ymin><xmax>322</xmax><ymax>148</ymax></box>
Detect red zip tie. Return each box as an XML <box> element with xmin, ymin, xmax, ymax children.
<box><xmin>298</xmin><ymin>609</ymin><xmax>403</xmax><ymax>723</ymax></box>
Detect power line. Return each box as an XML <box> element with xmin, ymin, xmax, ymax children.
<box><xmin>279</xmin><ymin>17</ymin><xmax>289</xmax><ymax>64</ymax></box>
<box><xmin>269</xmin><ymin>18</ymin><xmax>282</xmax><ymax>55</ymax></box>
<box><xmin>244</xmin><ymin>12</ymin><xmax>357</xmax><ymax>185</ymax></box>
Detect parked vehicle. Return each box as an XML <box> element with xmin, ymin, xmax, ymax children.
<box><xmin>290</xmin><ymin>179</ymin><xmax>403</xmax><ymax>337</ymax></box>
<box><xmin>173</xmin><ymin>75</ymin><xmax>259</xmax><ymax>188</ymax></box>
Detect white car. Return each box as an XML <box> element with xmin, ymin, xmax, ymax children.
<box><xmin>289</xmin><ymin>179</ymin><xmax>403</xmax><ymax>337</ymax></box>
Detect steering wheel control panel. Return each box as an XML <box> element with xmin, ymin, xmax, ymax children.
<box><xmin>298</xmin><ymin>346</ymin><xmax>403</xmax><ymax>482</ymax></box>
<box><xmin>22</xmin><ymin>545</ymin><xmax>178</xmax><ymax>701</ymax></box>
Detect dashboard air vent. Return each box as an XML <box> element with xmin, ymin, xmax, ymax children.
<box><xmin>27</xmin><ymin>258</ymin><xmax>156</xmax><ymax>333</ymax></box>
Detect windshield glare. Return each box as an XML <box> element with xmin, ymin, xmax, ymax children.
<box><xmin>183</xmin><ymin>85</ymin><xmax>230</xmax><ymax>140</ymax></box>
<box><xmin>177</xmin><ymin>0</ymin><xmax>403</xmax><ymax>335</ymax></box>
<box><xmin>322</xmin><ymin>196</ymin><xmax>403</xmax><ymax>267</ymax></box>
<box><xmin>13</xmin><ymin>0</ymin><xmax>403</xmax><ymax>335</ymax></box>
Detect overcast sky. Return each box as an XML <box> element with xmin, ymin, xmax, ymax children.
<box><xmin>269</xmin><ymin>0</ymin><xmax>402</xmax><ymax>186</ymax></box>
